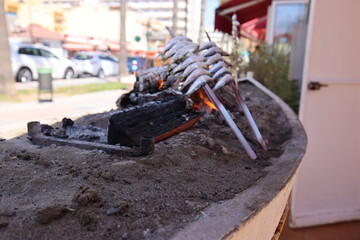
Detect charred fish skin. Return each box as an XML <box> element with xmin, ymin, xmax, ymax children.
<box><xmin>166</xmin><ymin>36</ymin><xmax>192</xmax><ymax>45</ymax></box>
<box><xmin>181</xmin><ymin>62</ymin><xmax>209</xmax><ymax>79</ymax></box>
<box><xmin>209</xmin><ymin>61</ymin><xmax>229</xmax><ymax>74</ymax></box>
<box><xmin>166</xmin><ymin>41</ymin><xmax>191</xmax><ymax>53</ymax></box>
<box><xmin>202</xmin><ymin>46</ymin><xmax>230</xmax><ymax>58</ymax></box>
<box><xmin>212</xmin><ymin>73</ymin><xmax>234</xmax><ymax>91</ymax></box>
<box><xmin>198</xmin><ymin>41</ymin><xmax>217</xmax><ymax>52</ymax></box>
<box><xmin>172</xmin><ymin>55</ymin><xmax>206</xmax><ymax>74</ymax></box>
<box><xmin>168</xmin><ymin>63</ymin><xmax>178</xmax><ymax>72</ymax></box>
<box><xmin>163</xmin><ymin>41</ymin><xmax>177</xmax><ymax>53</ymax></box>
<box><xmin>169</xmin><ymin>43</ymin><xmax>199</xmax><ymax>64</ymax></box>
<box><xmin>163</xmin><ymin>36</ymin><xmax>192</xmax><ymax>52</ymax></box>
<box><xmin>212</xmin><ymin>66</ymin><xmax>232</xmax><ymax>81</ymax></box>
<box><xmin>206</xmin><ymin>53</ymin><xmax>223</xmax><ymax>65</ymax></box>
<box><xmin>184</xmin><ymin>75</ymin><xmax>212</xmax><ymax>96</ymax></box>
<box><xmin>180</xmin><ymin>68</ymin><xmax>210</xmax><ymax>90</ymax></box>
<box><xmin>162</xmin><ymin>41</ymin><xmax>190</xmax><ymax>61</ymax></box>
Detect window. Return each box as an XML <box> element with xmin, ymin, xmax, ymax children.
<box><xmin>40</xmin><ymin>49</ymin><xmax>58</xmax><ymax>58</ymax></box>
<box><xmin>99</xmin><ymin>55</ymin><xmax>118</xmax><ymax>63</ymax></box>
<box><xmin>74</xmin><ymin>54</ymin><xmax>93</xmax><ymax>60</ymax></box>
<box><xmin>267</xmin><ymin>1</ymin><xmax>308</xmax><ymax>45</ymax></box>
<box><xmin>18</xmin><ymin>47</ymin><xmax>40</xmax><ymax>56</ymax></box>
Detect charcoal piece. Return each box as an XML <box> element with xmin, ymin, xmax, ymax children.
<box><xmin>41</xmin><ymin>124</ymin><xmax>54</xmax><ymax>136</ymax></box>
<box><xmin>66</xmin><ymin>125</ymin><xmax>107</xmax><ymax>143</ymax></box>
<box><xmin>116</xmin><ymin>90</ymin><xmax>179</xmax><ymax>109</ymax></box>
<box><xmin>62</xmin><ymin>118</ymin><xmax>74</xmax><ymax>128</ymax></box>
<box><xmin>52</xmin><ymin>128</ymin><xmax>68</xmax><ymax>139</ymax></box>
<box><xmin>108</xmin><ymin>98</ymin><xmax>202</xmax><ymax>147</ymax></box>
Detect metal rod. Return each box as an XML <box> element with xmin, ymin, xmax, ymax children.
<box><xmin>230</xmin><ymin>82</ymin><xmax>268</xmax><ymax>150</ymax></box>
<box><xmin>140</xmin><ymin>136</ymin><xmax>155</xmax><ymax>155</ymax></box>
<box><xmin>203</xmin><ymin>84</ymin><xmax>257</xmax><ymax>160</ymax></box>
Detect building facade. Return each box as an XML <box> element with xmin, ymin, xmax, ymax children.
<box><xmin>125</xmin><ymin>0</ymin><xmax>205</xmax><ymax>43</ymax></box>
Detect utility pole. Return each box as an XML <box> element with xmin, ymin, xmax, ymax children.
<box><xmin>28</xmin><ymin>0</ymin><xmax>34</xmax><ymax>43</ymax></box>
<box><xmin>231</xmin><ymin>14</ymin><xmax>240</xmax><ymax>88</ymax></box>
<box><xmin>199</xmin><ymin>0</ymin><xmax>205</xmax><ymax>44</ymax></box>
<box><xmin>119</xmin><ymin>0</ymin><xmax>128</xmax><ymax>79</ymax></box>
<box><xmin>0</xmin><ymin>0</ymin><xmax>15</xmax><ymax>95</ymax></box>
<box><xmin>172</xmin><ymin>0</ymin><xmax>178</xmax><ymax>35</ymax></box>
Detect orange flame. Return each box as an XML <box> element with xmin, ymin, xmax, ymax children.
<box><xmin>191</xmin><ymin>89</ymin><xmax>217</xmax><ymax>111</ymax></box>
<box><xmin>158</xmin><ymin>79</ymin><xmax>164</xmax><ymax>90</ymax></box>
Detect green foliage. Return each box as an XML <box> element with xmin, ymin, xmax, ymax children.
<box><xmin>244</xmin><ymin>43</ymin><xmax>300</xmax><ymax>113</ymax></box>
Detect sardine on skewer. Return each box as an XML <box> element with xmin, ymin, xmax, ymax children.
<box><xmin>169</xmin><ymin>43</ymin><xmax>199</xmax><ymax>64</ymax></box>
<box><xmin>181</xmin><ymin>62</ymin><xmax>209</xmax><ymax>79</ymax></box>
<box><xmin>184</xmin><ymin>75</ymin><xmax>212</xmax><ymax>95</ymax></box>
<box><xmin>212</xmin><ymin>74</ymin><xmax>234</xmax><ymax>91</ymax></box>
<box><xmin>198</xmin><ymin>41</ymin><xmax>217</xmax><ymax>52</ymax></box>
<box><xmin>209</xmin><ymin>61</ymin><xmax>229</xmax><ymax>74</ymax></box>
<box><xmin>172</xmin><ymin>55</ymin><xmax>206</xmax><ymax>74</ymax></box>
<box><xmin>212</xmin><ymin>66</ymin><xmax>232</xmax><ymax>81</ymax></box>
<box><xmin>206</xmin><ymin>53</ymin><xmax>223</xmax><ymax>65</ymax></box>
<box><xmin>163</xmin><ymin>36</ymin><xmax>192</xmax><ymax>52</ymax></box>
<box><xmin>202</xmin><ymin>46</ymin><xmax>230</xmax><ymax>58</ymax></box>
<box><xmin>162</xmin><ymin>41</ymin><xmax>191</xmax><ymax>61</ymax></box>
<box><xmin>180</xmin><ymin>68</ymin><xmax>210</xmax><ymax>90</ymax></box>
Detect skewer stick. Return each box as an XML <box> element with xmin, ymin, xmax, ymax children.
<box><xmin>230</xmin><ymin>82</ymin><xmax>268</xmax><ymax>150</ymax></box>
<box><xmin>203</xmin><ymin>84</ymin><xmax>257</xmax><ymax>160</ymax></box>
<box><xmin>204</xmin><ymin>19</ymin><xmax>266</xmax><ymax>150</ymax></box>
<box><xmin>166</xmin><ymin>26</ymin><xmax>176</xmax><ymax>38</ymax></box>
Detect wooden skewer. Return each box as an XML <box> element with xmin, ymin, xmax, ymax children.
<box><xmin>230</xmin><ymin>82</ymin><xmax>268</xmax><ymax>150</ymax></box>
<box><xmin>203</xmin><ymin>84</ymin><xmax>257</xmax><ymax>160</ymax></box>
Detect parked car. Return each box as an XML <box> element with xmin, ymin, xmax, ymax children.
<box><xmin>71</xmin><ymin>52</ymin><xmax>119</xmax><ymax>78</ymax></box>
<box><xmin>10</xmin><ymin>43</ymin><xmax>76</xmax><ymax>82</ymax></box>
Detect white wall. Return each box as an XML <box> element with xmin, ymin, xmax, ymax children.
<box><xmin>291</xmin><ymin>0</ymin><xmax>360</xmax><ymax>227</ymax></box>
<box><xmin>186</xmin><ymin>0</ymin><xmax>203</xmax><ymax>43</ymax></box>
<box><xmin>64</xmin><ymin>5</ymin><xmax>149</xmax><ymax>50</ymax></box>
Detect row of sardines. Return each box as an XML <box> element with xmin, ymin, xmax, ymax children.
<box><xmin>133</xmin><ymin>32</ymin><xmax>235</xmax><ymax>95</ymax></box>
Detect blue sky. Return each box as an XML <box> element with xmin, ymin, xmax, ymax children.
<box><xmin>203</xmin><ymin>0</ymin><xmax>220</xmax><ymax>27</ymax></box>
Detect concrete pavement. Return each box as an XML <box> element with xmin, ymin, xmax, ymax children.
<box><xmin>0</xmin><ymin>75</ymin><xmax>135</xmax><ymax>138</ymax></box>
<box><xmin>15</xmin><ymin>74</ymin><xmax>136</xmax><ymax>90</ymax></box>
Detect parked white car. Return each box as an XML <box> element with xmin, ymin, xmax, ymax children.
<box><xmin>10</xmin><ymin>43</ymin><xmax>76</xmax><ymax>82</ymax></box>
<box><xmin>71</xmin><ymin>52</ymin><xmax>119</xmax><ymax>78</ymax></box>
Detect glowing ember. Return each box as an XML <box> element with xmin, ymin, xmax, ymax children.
<box><xmin>158</xmin><ymin>79</ymin><xmax>164</xmax><ymax>90</ymax></box>
<box><xmin>191</xmin><ymin>89</ymin><xmax>217</xmax><ymax>111</ymax></box>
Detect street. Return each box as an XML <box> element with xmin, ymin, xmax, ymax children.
<box><xmin>0</xmin><ymin>75</ymin><xmax>135</xmax><ymax>138</ymax></box>
<box><xmin>15</xmin><ymin>75</ymin><xmax>136</xmax><ymax>90</ymax></box>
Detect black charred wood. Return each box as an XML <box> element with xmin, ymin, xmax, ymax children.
<box><xmin>116</xmin><ymin>89</ymin><xmax>178</xmax><ymax>109</ymax></box>
<box><xmin>133</xmin><ymin>66</ymin><xmax>169</xmax><ymax>93</ymax></box>
<box><xmin>108</xmin><ymin>98</ymin><xmax>201</xmax><ymax>147</ymax></box>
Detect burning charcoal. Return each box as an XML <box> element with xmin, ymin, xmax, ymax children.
<box><xmin>111</xmin><ymin>28</ymin><xmax>266</xmax><ymax>158</ymax></box>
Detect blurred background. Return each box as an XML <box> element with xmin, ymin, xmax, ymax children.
<box><xmin>0</xmin><ymin>0</ymin><xmax>359</xmax><ymax>239</ymax></box>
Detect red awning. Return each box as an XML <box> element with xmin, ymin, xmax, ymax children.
<box><xmin>215</xmin><ymin>0</ymin><xmax>271</xmax><ymax>37</ymax></box>
<box><xmin>239</xmin><ymin>16</ymin><xmax>267</xmax><ymax>40</ymax></box>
